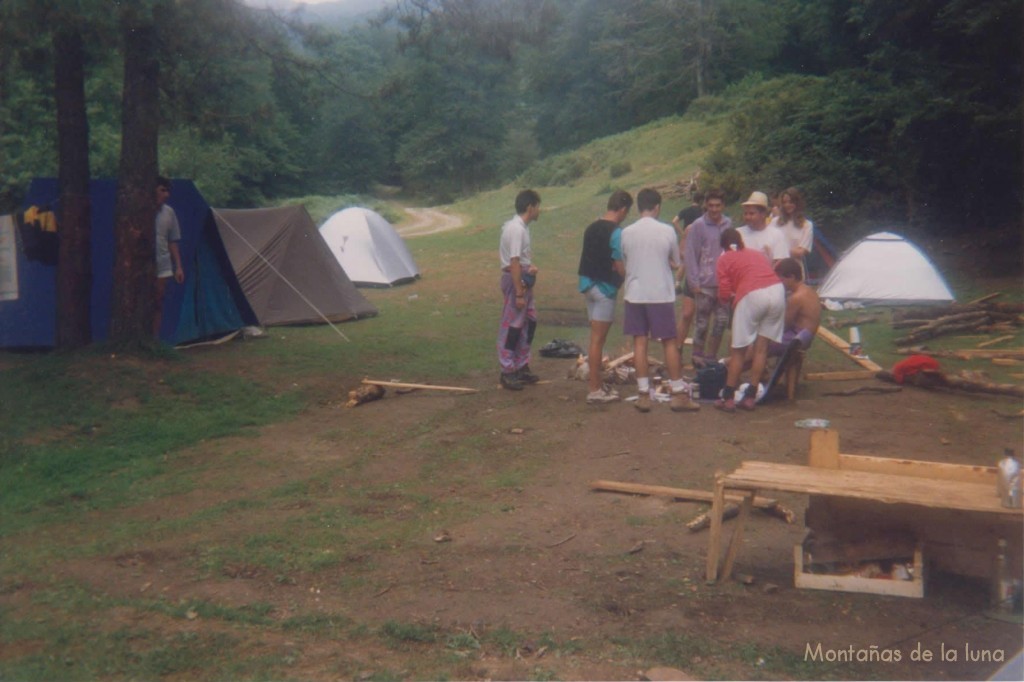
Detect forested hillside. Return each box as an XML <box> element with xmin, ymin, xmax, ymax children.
<box><xmin>2</xmin><ymin>0</ymin><xmax>1020</xmax><ymax>230</ymax></box>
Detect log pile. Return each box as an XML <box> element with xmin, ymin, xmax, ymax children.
<box><xmin>891</xmin><ymin>300</ymin><xmax>1023</xmax><ymax>346</ymax></box>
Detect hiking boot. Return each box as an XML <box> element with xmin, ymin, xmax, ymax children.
<box><xmin>714</xmin><ymin>397</ymin><xmax>736</xmax><ymax>413</ymax></box>
<box><xmin>516</xmin><ymin>365</ymin><xmax>540</xmax><ymax>384</ymax></box>
<box><xmin>738</xmin><ymin>395</ymin><xmax>757</xmax><ymax>411</ymax></box>
<box><xmin>500</xmin><ymin>372</ymin><xmax>524</xmax><ymax>391</ymax></box>
<box><xmin>634</xmin><ymin>393</ymin><xmax>652</xmax><ymax>413</ymax></box>
<box><xmin>670</xmin><ymin>391</ymin><xmax>701</xmax><ymax>412</ymax></box>
<box><xmin>587</xmin><ymin>388</ymin><xmax>621</xmax><ymax>404</ymax></box>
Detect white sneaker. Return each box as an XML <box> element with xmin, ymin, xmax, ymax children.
<box><xmin>587</xmin><ymin>388</ymin><xmax>621</xmax><ymax>404</ymax></box>
<box><xmin>602</xmin><ymin>383</ymin><xmax>620</xmax><ymax>397</ymax></box>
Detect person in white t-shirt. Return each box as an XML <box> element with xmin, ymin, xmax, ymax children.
<box><xmin>497</xmin><ymin>189</ymin><xmax>542</xmax><ymax>390</ymax></box>
<box><xmin>620</xmin><ymin>188</ymin><xmax>699</xmax><ymax>413</ymax></box>
<box><xmin>769</xmin><ymin>186</ymin><xmax>814</xmax><ymax>275</ymax></box>
<box><xmin>736</xmin><ymin>191</ymin><xmax>788</xmax><ymax>264</ymax></box>
<box><xmin>153</xmin><ymin>176</ymin><xmax>184</xmax><ymax>338</ymax></box>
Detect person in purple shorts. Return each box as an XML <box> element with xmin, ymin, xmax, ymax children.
<box><xmin>620</xmin><ymin>188</ymin><xmax>700</xmax><ymax>413</ymax></box>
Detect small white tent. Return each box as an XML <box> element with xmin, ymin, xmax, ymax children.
<box><xmin>319</xmin><ymin>208</ymin><xmax>420</xmax><ymax>287</ymax></box>
<box><xmin>817</xmin><ymin>231</ymin><xmax>954</xmax><ymax>305</ymax></box>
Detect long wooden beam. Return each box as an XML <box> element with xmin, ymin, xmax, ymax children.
<box><xmin>590</xmin><ymin>479</ymin><xmax>778</xmax><ymax>509</ymax></box>
<box><xmin>806</xmin><ymin>370</ymin><xmax>879</xmax><ymax>381</ymax></box>
<box><xmin>361</xmin><ymin>379</ymin><xmax>477</xmax><ymax>393</ymax></box>
<box><xmin>815</xmin><ymin>326</ymin><xmax>884</xmax><ymax>372</ymax></box>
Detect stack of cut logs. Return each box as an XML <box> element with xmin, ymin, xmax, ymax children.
<box><xmin>892</xmin><ymin>297</ymin><xmax>1022</xmax><ymax>347</ymax></box>
<box><xmin>877</xmin><ymin>295</ymin><xmax>1024</xmax><ymax>399</ymax></box>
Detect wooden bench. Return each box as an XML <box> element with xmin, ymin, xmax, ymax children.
<box><xmin>705</xmin><ymin>430</ymin><xmax>1023</xmax><ymax>583</ymax></box>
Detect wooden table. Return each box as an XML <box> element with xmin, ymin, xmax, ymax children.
<box><xmin>705</xmin><ymin>460</ymin><xmax>1024</xmax><ymax>583</ymax></box>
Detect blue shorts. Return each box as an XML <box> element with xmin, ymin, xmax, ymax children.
<box><xmin>623</xmin><ymin>301</ymin><xmax>677</xmax><ymax>340</ymax></box>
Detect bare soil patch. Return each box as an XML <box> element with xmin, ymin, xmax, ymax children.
<box><xmin>28</xmin><ymin>346</ymin><xmax>1024</xmax><ymax>680</ymax></box>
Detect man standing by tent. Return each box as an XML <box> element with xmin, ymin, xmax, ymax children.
<box><xmin>577</xmin><ymin>189</ymin><xmax>632</xmax><ymax>403</ymax></box>
<box><xmin>497</xmin><ymin>189</ymin><xmax>541</xmax><ymax>391</ymax></box>
<box><xmin>621</xmin><ymin>188</ymin><xmax>700</xmax><ymax>413</ymax></box>
<box><xmin>153</xmin><ymin>176</ymin><xmax>184</xmax><ymax>337</ymax></box>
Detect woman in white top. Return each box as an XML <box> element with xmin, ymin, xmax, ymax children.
<box><xmin>770</xmin><ymin>186</ymin><xmax>814</xmax><ymax>261</ymax></box>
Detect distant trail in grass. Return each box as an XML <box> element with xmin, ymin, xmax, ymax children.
<box><xmin>398</xmin><ymin>207</ymin><xmax>464</xmax><ymax>237</ymax></box>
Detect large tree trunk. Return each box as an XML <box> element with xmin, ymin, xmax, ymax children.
<box><xmin>109</xmin><ymin>12</ymin><xmax>160</xmax><ymax>344</ymax></box>
<box><xmin>53</xmin><ymin>25</ymin><xmax>92</xmax><ymax>349</ymax></box>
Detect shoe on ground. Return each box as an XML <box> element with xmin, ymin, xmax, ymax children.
<box><xmin>634</xmin><ymin>393</ymin><xmax>652</xmax><ymax>412</ymax></box>
<box><xmin>714</xmin><ymin>397</ymin><xmax>736</xmax><ymax>413</ymax></box>
<box><xmin>602</xmin><ymin>383</ymin><xmax>620</xmax><ymax>397</ymax></box>
<box><xmin>587</xmin><ymin>388</ymin><xmax>621</xmax><ymax>404</ymax></box>
<box><xmin>738</xmin><ymin>395</ymin><xmax>756</xmax><ymax>411</ymax></box>
<box><xmin>670</xmin><ymin>392</ymin><xmax>701</xmax><ymax>412</ymax></box>
<box><xmin>516</xmin><ymin>365</ymin><xmax>540</xmax><ymax>384</ymax></box>
<box><xmin>500</xmin><ymin>372</ymin><xmax>524</xmax><ymax>391</ymax></box>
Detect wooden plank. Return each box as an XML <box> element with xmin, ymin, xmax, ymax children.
<box><xmin>816</xmin><ymin>325</ymin><xmax>850</xmax><ymax>350</ymax></box>
<box><xmin>815</xmin><ymin>326</ymin><xmax>884</xmax><ymax>371</ymax></box>
<box><xmin>966</xmin><ymin>292</ymin><xmax>1002</xmax><ymax>305</ymax></box>
<box><xmin>605</xmin><ymin>352</ymin><xmax>635</xmax><ymax>370</ymax></box>
<box><xmin>724</xmin><ymin>462</ymin><xmax>1022</xmax><ymax>516</ymax></box>
<box><xmin>978</xmin><ymin>334</ymin><xmax>1015</xmax><ymax>348</ymax></box>
<box><xmin>808</xmin><ymin>429</ymin><xmax>840</xmax><ymax>469</ymax></box>
<box><xmin>706</xmin><ymin>479</ymin><xmax>726</xmax><ymax>582</ymax></box>
<box><xmin>837</xmin><ymin>454</ymin><xmax>997</xmax><ymax>485</ymax></box>
<box><xmin>721</xmin><ymin>491</ymin><xmax>754</xmax><ymax>581</ymax></box>
<box><xmin>361</xmin><ymin>379</ymin><xmax>477</xmax><ymax>393</ymax></box>
<box><xmin>589</xmin><ymin>480</ymin><xmax>778</xmax><ymax>508</ymax></box>
<box><xmin>957</xmin><ymin>348</ymin><xmax>1024</xmax><ymax>357</ymax></box>
<box><xmin>805</xmin><ymin>370</ymin><xmax>878</xmax><ymax>381</ymax></box>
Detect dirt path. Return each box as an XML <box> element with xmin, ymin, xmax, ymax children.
<box><xmin>397</xmin><ymin>207</ymin><xmax>465</xmax><ymax>237</ymax></box>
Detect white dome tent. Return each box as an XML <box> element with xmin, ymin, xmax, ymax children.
<box><xmin>817</xmin><ymin>231</ymin><xmax>954</xmax><ymax>305</ymax></box>
<box><xmin>319</xmin><ymin>207</ymin><xmax>420</xmax><ymax>287</ymax></box>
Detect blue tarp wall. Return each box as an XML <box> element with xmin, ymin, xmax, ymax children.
<box><xmin>0</xmin><ymin>178</ymin><xmax>256</xmax><ymax>347</ymax></box>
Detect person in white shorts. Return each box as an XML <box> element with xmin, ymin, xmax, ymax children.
<box><xmin>714</xmin><ymin>227</ymin><xmax>785</xmax><ymax>412</ymax></box>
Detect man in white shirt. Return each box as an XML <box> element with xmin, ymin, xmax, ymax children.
<box><xmin>620</xmin><ymin>188</ymin><xmax>699</xmax><ymax>413</ymax></box>
<box><xmin>497</xmin><ymin>189</ymin><xmax>541</xmax><ymax>390</ymax></box>
<box><xmin>153</xmin><ymin>176</ymin><xmax>184</xmax><ymax>338</ymax></box>
<box><xmin>736</xmin><ymin>191</ymin><xmax>788</xmax><ymax>264</ymax></box>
